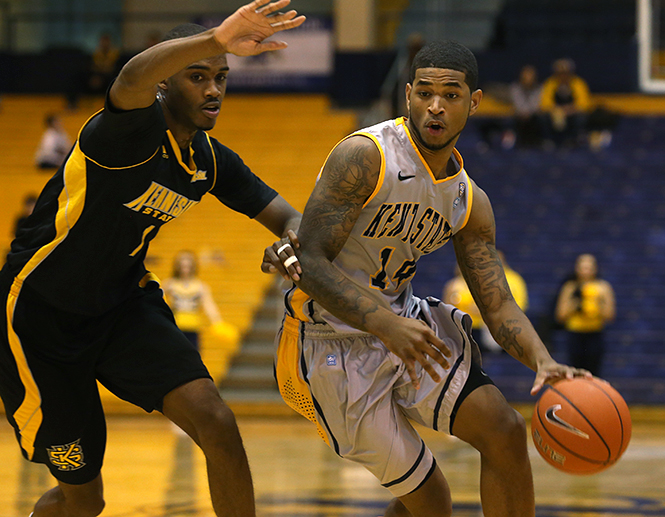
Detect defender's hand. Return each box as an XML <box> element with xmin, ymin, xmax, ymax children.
<box><xmin>261</xmin><ymin>229</ymin><xmax>301</xmax><ymax>281</ymax></box>
<box><xmin>215</xmin><ymin>0</ymin><xmax>306</xmax><ymax>56</ymax></box>
<box><xmin>380</xmin><ymin>317</ymin><xmax>452</xmax><ymax>389</ymax></box>
<box><xmin>531</xmin><ymin>360</ymin><xmax>592</xmax><ymax>395</ymax></box>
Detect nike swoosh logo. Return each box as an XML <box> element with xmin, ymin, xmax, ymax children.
<box><xmin>398</xmin><ymin>171</ymin><xmax>416</xmax><ymax>181</ymax></box>
<box><xmin>545</xmin><ymin>404</ymin><xmax>589</xmax><ymax>439</ymax></box>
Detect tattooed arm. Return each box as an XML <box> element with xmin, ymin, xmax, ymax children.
<box><xmin>453</xmin><ymin>181</ymin><xmax>590</xmax><ymax>393</ymax></box>
<box><xmin>293</xmin><ymin>135</ymin><xmax>451</xmax><ymax>388</ymax></box>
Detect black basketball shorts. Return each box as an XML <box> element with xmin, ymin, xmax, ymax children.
<box><xmin>0</xmin><ymin>275</ymin><xmax>211</xmax><ymax>485</ymax></box>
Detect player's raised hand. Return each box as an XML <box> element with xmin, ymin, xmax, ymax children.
<box><xmin>215</xmin><ymin>0</ymin><xmax>306</xmax><ymax>56</ymax></box>
<box><xmin>379</xmin><ymin>316</ymin><xmax>452</xmax><ymax>389</ymax></box>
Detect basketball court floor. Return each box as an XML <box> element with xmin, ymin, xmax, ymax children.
<box><xmin>1</xmin><ymin>410</ymin><xmax>664</xmax><ymax>517</ymax></box>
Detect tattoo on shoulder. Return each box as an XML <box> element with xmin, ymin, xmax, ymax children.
<box><xmin>454</xmin><ymin>224</ymin><xmax>514</xmax><ymax>313</ymax></box>
<box><xmin>496</xmin><ymin>320</ymin><xmax>524</xmax><ymax>357</ymax></box>
<box><xmin>303</xmin><ymin>139</ymin><xmax>378</xmax><ymax>250</ymax></box>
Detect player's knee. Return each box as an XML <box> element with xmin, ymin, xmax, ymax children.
<box><xmin>483</xmin><ymin>408</ymin><xmax>527</xmax><ymax>457</ymax></box>
<box><xmin>196</xmin><ymin>402</ymin><xmax>243</xmax><ymax>450</ymax></box>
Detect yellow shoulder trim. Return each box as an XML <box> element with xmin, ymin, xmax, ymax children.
<box><xmin>76</xmin><ymin>107</ymin><xmax>162</xmax><ymax>170</ymax></box>
<box><xmin>204</xmin><ymin>133</ymin><xmax>218</xmax><ymax>192</ymax></box>
<box><xmin>82</xmin><ymin>147</ymin><xmax>160</xmax><ymax>171</ymax></box>
<box><xmin>318</xmin><ymin>132</ymin><xmax>386</xmax><ymax>209</ymax></box>
<box><xmin>459</xmin><ymin>176</ymin><xmax>474</xmax><ymax>231</ymax></box>
<box><xmin>353</xmin><ymin>132</ymin><xmax>386</xmax><ymax>208</ymax></box>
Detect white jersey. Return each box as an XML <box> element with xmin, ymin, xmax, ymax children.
<box><xmin>286</xmin><ymin>117</ymin><xmax>474</xmax><ymax>332</ymax></box>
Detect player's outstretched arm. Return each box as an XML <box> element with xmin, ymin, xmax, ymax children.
<box><xmin>291</xmin><ymin>136</ymin><xmax>451</xmax><ymax>388</ymax></box>
<box><xmin>111</xmin><ymin>0</ymin><xmax>305</xmax><ymax>111</ymax></box>
<box><xmin>452</xmin><ymin>183</ymin><xmax>590</xmax><ymax>394</ymax></box>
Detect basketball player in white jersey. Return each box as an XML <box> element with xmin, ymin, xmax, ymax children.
<box><xmin>265</xmin><ymin>41</ymin><xmax>590</xmax><ymax>516</ymax></box>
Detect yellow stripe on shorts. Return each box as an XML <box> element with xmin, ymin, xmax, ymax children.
<box><xmin>275</xmin><ymin>315</ymin><xmax>330</xmax><ymax>446</ymax></box>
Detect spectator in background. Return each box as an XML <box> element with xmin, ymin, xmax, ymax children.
<box><xmin>163</xmin><ymin>251</ymin><xmax>240</xmax><ymax>379</ymax></box>
<box><xmin>541</xmin><ymin>58</ymin><xmax>591</xmax><ymax>148</ymax></box>
<box><xmin>88</xmin><ymin>33</ymin><xmax>121</xmax><ymax>95</ymax></box>
<box><xmin>35</xmin><ymin>113</ymin><xmax>71</xmax><ymax>169</ymax></box>
<box><xmin>444</xmin><ymin>251</ymin><xmax>529</xmax><ymax>354</ymax></box>
<box><xmin>555</xmin><ymin>253</ymin><xmax>616</xmax><ymax>376</ymax></box>
<box><xmin>12</xmin><ymin>193</ymin><xmax>38</xmax><ymax>238</ymax></box>
<box><xmin>503</xmin><ymin>64</ymin><xmax>543</xmax><ymax>149</ymax></box>
<box><xmin>442</xmin><ymin>262</ymin><xmax>483</xmax><ymax>343</ymax></box>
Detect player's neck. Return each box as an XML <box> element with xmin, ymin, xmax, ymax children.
<box><xmin>161</xmin><ymin>101</ymin><xmax>196</xmax><ymax>150</ymax></box>
<box><xmin>419</xmin><ymin>146</ymin><xmax>459</xmax><ymax>180</ymax></box>
<box><xmin>406</xmin><ymin>118</ymin><xmax>459</xmax><ymax>179</ymax></box>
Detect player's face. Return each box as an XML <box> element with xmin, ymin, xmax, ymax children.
<box><xmin>162</xmin><ymin>55</ymin><xmax>229</xmax><ymax>132</ymax></box>
<box><xmin>405</xmin><ymin>68</ymin><xmax>482</xmax><ymax>152</ymax></box>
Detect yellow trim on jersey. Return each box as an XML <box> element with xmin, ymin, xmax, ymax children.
<box><xmin>167</xmin><ymin>130</ymin><xmax>196</xmax><ymax>173</ymax></box>
<box><xmin>139</xmin><ymin>271</ymin><xmax>161</xmax><ymax>288</ymax></box>
<box><xmin>129</xmin><ymin>225</ymin><xmax>155</xmax><ymax>257</ymax></box>
<box><xmin>459</xmin><ymin>178</ymin><xmax>474</xmax><ymax>231</ymax></box>
<box><xmin>353</xmin><ymin>132</ymin><xmax>386</xmax><ymax>208</ymax></box>
<box><xmin>317</xmin><ymin>132</ymin><xmax>386</xmax><ymax>210</ymax></box>
<box><xmin>76</xmin><ymin>107</ymin><xmax>161</xmax><ymax>170</ymax></box>
<box><xmin>6</xmin><ymin>142</ymin><xmax>89</xmax><ymax>459</ymax></box>
<box><xmin>77</xmin><ymin>108</ymin><xmax>104</xmax><ymax>140</ymax></box>
<box><xmin>83</xmin><ymin>147</ymin><xmax>161</xmax><ymax>171</ymax></box>
<box><xmin>276</xmin><ymin>315</ymin><xmax>331</xmax><ymax>446</ymax></box>
<box><xmin>204</xmin><ymin>133</ymin><xmax>218</xmax><ymax>192</ymax></box>
<box><xmin>397</xmin><ymin>117</ymin><xmax>465</xmax><ymax>184</ymax></box>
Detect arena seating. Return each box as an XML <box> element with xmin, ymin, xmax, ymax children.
<box><xmin>412</xmin><ymin>116</ymin><xmax>665</xmax><ymax>403</ymax></box>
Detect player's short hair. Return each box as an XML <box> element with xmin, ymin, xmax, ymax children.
<box><xmin>409</xmin><ymin>40</ymin><xmax>478</xmax><ymax>91</ymax></box>
<box><xmin>162</xmin><ymin>23</ymin><xmax>208</xmax><ymax>42</ymax></box>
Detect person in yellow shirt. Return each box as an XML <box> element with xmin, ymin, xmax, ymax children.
<box><xmin>555</xmin><ymin>253</ymin><xmax>616</xmax><ymax>376</ymax></box>
<box><xmin>540</xmin><ymin>58</ymin><xmax>591</xmax><ymax>147</ymax></box>
<box><xmin>163</xmin><ymin>250</ymin><xmax>240</xmax><ymax>376</ymax></box>
<box><xmin>89</xmin><ymin>33</ymin><xmax>121</xmax><ymax>95</ymax></box>
<box><xmin>443</xmin><ymin>251</ymin><xmax>528</xmax><ymax>353</ymax></box>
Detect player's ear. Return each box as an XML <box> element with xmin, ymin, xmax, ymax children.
<box><xmin>157</xmin><ymin>81</ymin><xmax>168</xmax><ymax>101</ymax></box>
<box><xmin>469</xmin><ymin>89</ymin><xmax>483</xmax><ymax>116</ymax></box>
<box><xmin>405</xmin><ymin>83</ymin><xmax>412</xmax><ymax>113</ymax></box>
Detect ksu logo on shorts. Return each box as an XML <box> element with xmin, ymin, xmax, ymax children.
<box><xmin>47</xmin><ymin>439</ymin><xmax>86</xmax><ymax>471</ymax></box>
<box><xmin>326</xmin><ymin>354</ymin><xmax>337</xmax><ymax>366</ymax></box>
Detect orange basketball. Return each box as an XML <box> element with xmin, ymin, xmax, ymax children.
<box><xmin>531</xmin><ymin>377</ymin><xmax>631</xmax><ymax>475</ymax></box>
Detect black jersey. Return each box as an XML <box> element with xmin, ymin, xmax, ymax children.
<box><xmin>3</xmin><ymin>97</ymin><xmax>277</xmax><ymax>316</ymax></box>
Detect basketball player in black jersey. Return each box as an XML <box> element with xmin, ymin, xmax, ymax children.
<box><xmin>0</xmin><ymin>2</ymin><xmax>304</xmax><ymax>516</ymax></box>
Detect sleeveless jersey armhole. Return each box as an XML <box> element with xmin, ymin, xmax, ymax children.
<box><xmin>459</xmin><ymin>177</ymin><xmax>474</xmax><ymax>231</ymax></box>
<box><xmin>316</xmin><ymin>132</ymin><xmax>386</xmax><ymax>209</ymax></box>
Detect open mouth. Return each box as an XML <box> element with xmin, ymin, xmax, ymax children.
<box><xmin>426</xmin><ymin>120</ymin><xmax>444</xmax><ymax>135</ymax></box>
<box><xmin>202</xmin><ymin>105</ymin><xmax>220</xmax><ymax>117</ymax></box>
